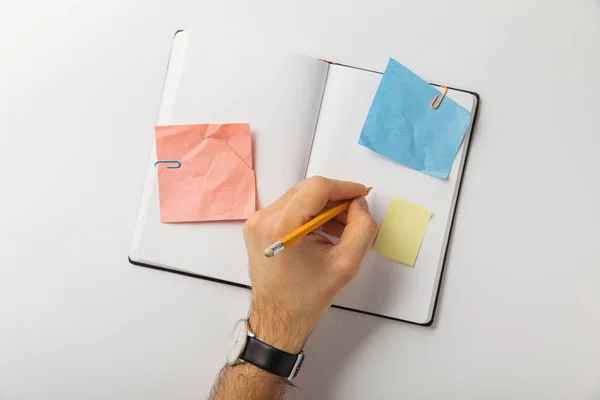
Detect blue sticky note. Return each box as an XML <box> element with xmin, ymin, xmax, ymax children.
<box><xmin>359</xmin><ymin>58</ymin><xmax>472</xmax><ymax>179</ymax></box>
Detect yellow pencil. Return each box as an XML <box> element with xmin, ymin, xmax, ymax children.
<box><xmin>264</xmin><ymin>187</ymin><xmax>372</xmax><ymax>257</ymax></box>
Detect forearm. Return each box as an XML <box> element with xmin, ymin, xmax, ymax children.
<box><xmin>248</xmin><ymin>297</ymin><xmax>312</xmax><ymax>354</ymax></box>
<box><xmin>210</xmin><ymin>300</ymin><xmax>311</xmax><ymax>400</ymax></box>
<box><xmin>210</xmin><ymin>363</ymin><xmax>288</xmax><ymax>400</ymax></box>
<box><xmin>211</xmin><ymin>177</ymin><xmax>376</xmax><ymax>398</ymax></box>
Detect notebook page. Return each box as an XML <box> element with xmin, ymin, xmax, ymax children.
<box><xmin>130</xmin><ymin>32</ymin><xmax>329</xmax><ymax>285</ymax></box>
<box><xmin>305</xmin><ymin>64</ymin><xmax>475</xmax><ymax>323</ymax></box>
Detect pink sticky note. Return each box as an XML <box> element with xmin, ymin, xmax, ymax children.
<box><xmin>155</xmin><ymin>123</ymin><xmax>256</xmax><ymax>223</ymax></box>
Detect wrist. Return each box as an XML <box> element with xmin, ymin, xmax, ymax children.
<box><xmin>248</xmin><ymin>298</ymin><xmax>314</xmax><ymax>354</ymax></box>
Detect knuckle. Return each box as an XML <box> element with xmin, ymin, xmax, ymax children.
<box><xmin>244</xmin><ymin>209</ymin><xmax>292</xmax><ymax>239</ymax></box>
<box><xmin>243</xmin><ymin>211</ymin><xmax>263</xmax><ymax>235</ymax></box>
<box><xmin>243</xmin><ymin>216</ymin><xmax>255</xmax><ymax>236</ymax></box>
<box><xmin>334</xmin><ymin>258</ymin><xmax>360</xmax><ymax>283</ymax></box>
<box><xmin>306</xmin><ymin>175</ymin><xmax>329</xmax><ymax>194</ymax></box>
<box><xmin>244</xmin><ymin>210</ymin><xmax>291</xmax><ymax>242</ymax></box>
<box><xmin>339</xmin><ymin>265</ymin><xmax>359</xmax><ymax>283</ymax></box>
<box><xmin>268</xmin><ymin>212</ymin><xmax>290</xmax><ymax>237</ymax></box>
<box><xmin>365</xmin><ymin>217</ymin><xmax>379</xmax><ymax>236</ymax></box>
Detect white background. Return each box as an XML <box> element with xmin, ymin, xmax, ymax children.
<box><xmin>1</xmin><ymin>0</ymin><xmax>599</xmax><ymax>399</ymax></box>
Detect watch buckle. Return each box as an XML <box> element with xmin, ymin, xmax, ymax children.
<box><xmin>287</xmin><ymin>352</ymin><xmax>304</xmax><ymax>381</ymax></box>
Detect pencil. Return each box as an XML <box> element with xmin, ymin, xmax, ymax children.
<box><xmin>264</xmin><ymin>187</ymin><xmax>372</xmax><ymax>257</ymax></box>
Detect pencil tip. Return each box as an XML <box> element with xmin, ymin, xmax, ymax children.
<box><xmin>264</xmin><ymin>248</ymin><xmax>275</xmax><ymax>257</ymax></box>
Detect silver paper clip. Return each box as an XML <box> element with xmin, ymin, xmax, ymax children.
<box><xmin>154</xmin><ymin>160</ymin><xmax>181</xmax><ymax>169</ymax></box>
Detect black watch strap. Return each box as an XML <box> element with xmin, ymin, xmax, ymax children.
<box><xmin>240</xmin><ymin>336</ymin><xmax>304</xmax><ymax>380</ymax></box>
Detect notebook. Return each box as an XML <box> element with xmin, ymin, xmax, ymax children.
<box><xmin>129</xmin><ymin>30</ymin><xmax>480</xmax><ymax>325</ymax></box>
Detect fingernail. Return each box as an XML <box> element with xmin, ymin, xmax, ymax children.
<box><xmin>357</xmin><ymin>196</ymin><xmax>369</xmax><ymax>211</ymax></box>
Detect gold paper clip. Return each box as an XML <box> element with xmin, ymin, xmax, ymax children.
<box><xmin>431</xmin><ymin>86</ymin><xmax>448</xmax><ymax>109</ymax></box>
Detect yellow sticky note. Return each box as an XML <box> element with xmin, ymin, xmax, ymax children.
<box><xmin>373</xmin><ymin>197</ymin><xmax>432</xmax><ymax>266</ymax></box>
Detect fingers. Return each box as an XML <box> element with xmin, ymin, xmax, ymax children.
<box><xmin>321</xmin><ymin>219</ymin><xmax>346</xmax><ymax>238</ymax></box>
<box><xmin>333</xmin><ymin>197</ymin><xmax>378</xmax><ymax>277</ymax></box>
<box><xmin>283</xmin><ymin>177</ymin><xmax>366</xmax><ymax>226</ymax></box>
<box><xmin>319</xmin><ymin>207</ymin><xmax>347</xmax><ymax>223</ymax></box>
<box><xmin>334</xmin><ymin>210</ymin><xmax>348</xmax><ymax>225</ymax></box>
<box><xmin>321</xmin><ymin>211</ymin><xmax>349</xmax><ymax>237</ymax></box>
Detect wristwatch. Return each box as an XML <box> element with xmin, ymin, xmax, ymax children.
<box><xmin>226</xmin><ymin>318</ymin><xmax>305</xmax><ymax>381</ymax></box>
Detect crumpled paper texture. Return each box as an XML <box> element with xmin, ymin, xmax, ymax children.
<box><xmin>359</xmin><ymin>58</ymin><xmax>472</xmax><ymax>179</ymax></box>
<box><xmin>155</xmin><ymin>123</ymin><xmax>256</xmax><ymax>223</ymax></box>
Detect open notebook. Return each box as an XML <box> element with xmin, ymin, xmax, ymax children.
<box><xmin>129</xmin><ymin>31</ymin><xmax>480</xmax><ymax>325</ymax></box>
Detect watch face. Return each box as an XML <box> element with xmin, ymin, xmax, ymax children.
<box><xmin>226</xmin><ymin>319</ymin><xmax>248</xmax><ymax>365</ymax></box>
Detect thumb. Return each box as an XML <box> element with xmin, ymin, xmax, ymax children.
<box><xmin>333</xmin><ymin>197</ymin><xmax>378</xmax><ymax>270</ymax></box>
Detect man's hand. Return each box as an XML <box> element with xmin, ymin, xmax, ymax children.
<box><xmin>244</xmin><ymin>176</ymin><xmax>378</xmax><ymax>353</ymax></box>
<box><xmin>210</xmin><ymin>177</ymin><xmax>377</xmax><ymax>400</ymax></box>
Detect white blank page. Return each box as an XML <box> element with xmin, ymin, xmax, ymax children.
<box><xmin>305</xmin><ymin>64</ymin><xmax>476</xmax><ymax>324</ymax></box>
<box><xmin>130</xmin><ymin>32</ymin><xmax>329</xmax><ymax>285</ymax></box>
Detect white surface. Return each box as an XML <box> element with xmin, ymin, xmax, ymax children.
<box><xmin>1</xmin><ymin>1</ymin><xmax>600</xmax><ymax>399</ymax></box>
<box><xmin>306</xmin><ymin>64</ymin><xmax>476</xmax><ymax>323</ymax></box>
<box><xmin>130</xmin><ymin>32</ymin><xmax>329</xmax><ymax>284</ymax></box>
